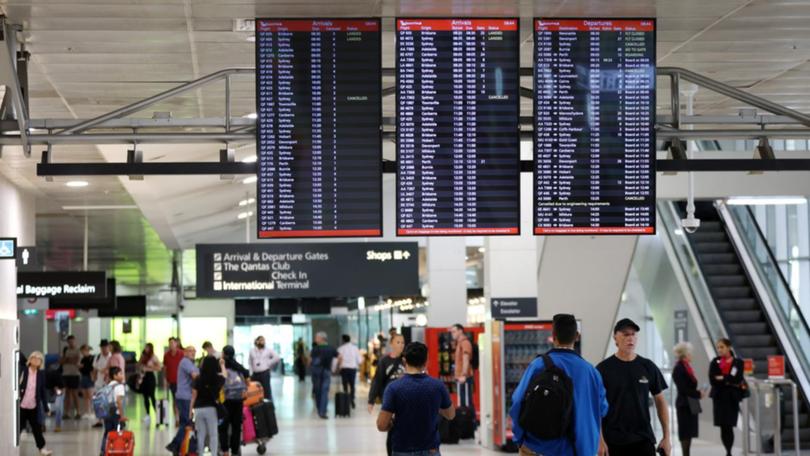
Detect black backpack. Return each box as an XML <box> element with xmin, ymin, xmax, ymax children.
<box><xmin>518</xmin><ymin>353</ymin><xmax>575</xmax><ymax>442</ymax></box>
<box><xmin>471</xmin><ymin>343</ymin><xmax>479</xmax><ymax>370</ymax></box>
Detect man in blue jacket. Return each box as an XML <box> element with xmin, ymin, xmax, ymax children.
<box><xmin>509</xmin><ymin>314</ymin><xmax>608</xmax><ymax>456</ymax></box>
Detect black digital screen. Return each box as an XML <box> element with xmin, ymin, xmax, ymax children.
<box><xmin>235</xmin><ymin>298</ymin><xmax>265</xmax><ymax>316</ymax></box>
<box><xmin>534</xmin><ymin>19</ymin><xmax>656</xmax><ymax>235</ymax></box>
<box><xmin>99</xmin><ymin>296</ymin><xmax>146</xmax><ymax>317</ymax></box>
<box><xmin>255</xmin><ymin>18</ymin><xmax>383</xmax><ymax>238</ymax></box>
<box><xmin>396</xmin><ymin>18</ymin><xmax>521</xmax><ymax>236</ymax></box>
<box><xmin>268</xmin><ymin>299</ymin><xmax>299</xmax><ymax>315</ymax></box>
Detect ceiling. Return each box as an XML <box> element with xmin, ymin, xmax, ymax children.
<box><xmin>1</xmin><ymin>0</ymin><xmax>810</xmax><ymax>285</ymax></box>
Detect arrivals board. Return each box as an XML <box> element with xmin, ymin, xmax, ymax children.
<box><xmin>396</xmin><ymin>18</ymin><xmax>521</xmax><ymax>236</ymax></box>
<box><xmin>534</xmin><ymin>19</ymin><xmax>656</xmax><ymax>235</ymax></box>
<box><xmin>255</xmin><ymin>19</ymin><xmax>383</xmax><ymax>238</ymax></box>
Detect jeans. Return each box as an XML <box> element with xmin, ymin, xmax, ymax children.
<box><xmin>169</xmin><ymin>399</ymin><xmax>192</xmax><ymax>449</ymax></box>
<box><xmin>219</xmin><ymin>399</ymin><xmax>244</xmax><ymax>455</ymax></box>
<box><xmin>311</xmin><ymin>366</ymin><xmax>331</xmax><ymax>417</ymax></box>
<box><xmin>53</xmin><ymin>393</ymin><xmax>65</xmax><ymax>427</ymax></box>
<box><xmin>392</xmin><ymin>451</ymin><xmax>441</xmax><ymax>456</ymax></box>
<box><xmin>195</xmin><ymin>407</ymin><xmax>218</xmax><ymax>455</ymax></box>
<box><xmin>251</xmin><ymin>370</ymin><xmax>272</xmax><ymax>401</ymax></box>
<box><xmin>340</xmin><ymin>368</ymin><xmax>357</xmax><ymax>402</ymax></box>
<box><xmin>456</xmin><ymin>377</ymin><xmax>474</xmax><ymax>408</ymax></box>
<box><xmin>99</xmin><ymin>413</ymin><xmax>120</xmax><ymax>455</ymax></box>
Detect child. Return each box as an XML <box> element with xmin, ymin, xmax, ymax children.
<box><xmin>100</xmin><ymin>366</ymin><xmax>128</xmax><ymax>456</ymax></box>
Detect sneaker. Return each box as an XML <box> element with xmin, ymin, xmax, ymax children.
<box><xmin>54</xmin><ymin>427</ymin><xmax>61</xmax><ymax>433</ymax></box>
<box><xmin>92</xmin><ymin>421</ymin><xmax>103</xmax><ymax>428</ymax></box>
<box><xmin>40</xmin><ymin>449</ymin><xmax>53</xmax><ymax>456</ymax></box>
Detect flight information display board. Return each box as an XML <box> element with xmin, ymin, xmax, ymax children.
<box><xmin>534</xmin><ymin>19</ymin><xmax>656</xmax><ymax>235</ymax></box>
<box><xmin>396</xmin><ymin>18</ymin><xmax>521</xmax><ymax>236</ymax></box>
<box><xmin>255</xmin><ymin>19</ymin><xmax>382</xmax><ymax>238</ymax></box>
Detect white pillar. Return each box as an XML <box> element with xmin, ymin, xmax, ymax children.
<box><xmin>0</xmin><ymin>172</ymin><xmax>35</xmax><ymax>456</ymax></box>
<box><xmin>425</xmin><ymin>237</ymin><xmax>467</xmax><ymax>327</ymax></box>
<box><xmin>536</xmin><ymin>236</ymin><xmax>638</xmax><ymax>364</ymax></box>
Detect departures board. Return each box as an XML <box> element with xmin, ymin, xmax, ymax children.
<box><xmin>255</xmin><ymin>19</ymin><xmax>382</xmax><ymax>238</ymax></box>
<box><xmin>396</xmin><ymin>19</ymin><xmax>521</xmax><ymax>236</ymax></box>
<box><xmin>534</xmin><ymin>19</ymin><xmax>656</xmax><ymax>235</ymax></box>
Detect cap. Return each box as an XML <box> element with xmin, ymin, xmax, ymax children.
<box><xmin>614</xmin><ymin>318</ymin><xmax>640</xmax><ymax>333</ymax></box>
<box><xmin>99</xmin><ymin>339</ymin><xmax>109</xmax><ymax>347</ymax></box>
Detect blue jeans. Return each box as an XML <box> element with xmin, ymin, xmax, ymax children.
<box><xmin>392</xmin><ymin>451</ymin><xmax>441</xmax><ymax>456</ymax></box>
<box><xmin>52</xmin><ymin>393</ymin><xmax>64</xmax><ymax>427</ymax></box>
<box><xmin>99</xmin><ymin>414</ymin><xmax>120</xmax><ymax>455</ymax></box>
<box><xmin>169</xmin><ymin>399</ymin><xmax>191</xmax><ymax>449</ymax></box>
<box><xmin>311</xmin><ymin>366</ymin><xmax>331</xmax><ymax>417</ymax></box>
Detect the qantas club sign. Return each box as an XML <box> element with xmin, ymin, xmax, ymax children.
<box><xmin>195</xmin><ymin>243</ymin><xmax>419</xmax><ymax>298</ymax></box>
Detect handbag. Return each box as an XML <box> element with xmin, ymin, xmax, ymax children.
<box><xmin>687</xmin><ymin>397</ymin><xmax>702</xmax><ymax>415</ymax></box>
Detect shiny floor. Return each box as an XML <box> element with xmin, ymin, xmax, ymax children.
<box><xmin>22</xmin><ymin>376</ymin><xmax>755</xmax><ymax>455</ymax></box>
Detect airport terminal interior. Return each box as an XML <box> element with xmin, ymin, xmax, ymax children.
<box><xmin>3</xmin><ymin>0</ymin><xmax>810</xmax><ymax>455</ymax></box>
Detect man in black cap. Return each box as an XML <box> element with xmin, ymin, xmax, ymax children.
<box><xmin>597</xmin><ymin>318</ymin><xmax>670</xmax><ymax>456</ymax></box>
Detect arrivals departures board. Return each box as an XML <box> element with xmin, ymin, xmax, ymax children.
<box><xmin>396</xmin><ymin>19</ymin><xmax>521</xmax><ymax>236</ymax></box>
<box><xmin>534</xmin><ymin>19</ymin><xmax>656</xmax><ymax>235</ymax></box>
<box><xmin>255</xmin><ymin>19</ymin><xmax>382</xmax><ymax>238</ymax></box>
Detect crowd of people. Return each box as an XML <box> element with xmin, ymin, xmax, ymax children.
<box><xmin>18</xmin><ymin>321</ymin><xmax>752</xmax><ymax>456</ymax></box>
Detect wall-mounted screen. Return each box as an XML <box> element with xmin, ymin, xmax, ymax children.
<box><xmin>534</xmin><ymin>19</ymin><xmax>656</xmax><ymax>235</ymax></box>
<box><xmin>396</xmin><ymin>18</ymin><xmax>521</xmax><ymax>236</ymax></box>
<box><xmin>255</xmin><ymin>18</ymin><xmax>383</xmax><ymax>238</ymax></box>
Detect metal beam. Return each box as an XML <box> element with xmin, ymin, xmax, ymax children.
<box><xmin>36</xmin><ymin>159</ymin><xmax>810</xmax><ymax>177</ymax></box>
<box><xmin>0</xmin><ymin>132</ymin><xmax>254</xmax><ymax>145</ymax></box>
<box><xmin>0</xmin><ymin>17</ymin><xmax>29</xmax><ymax>154</ymax></box>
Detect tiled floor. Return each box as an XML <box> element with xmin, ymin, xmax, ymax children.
<box><xmin>19</xmin><ymin>376</ymin><xmax>782</xmax><ymax>455</ymax></box>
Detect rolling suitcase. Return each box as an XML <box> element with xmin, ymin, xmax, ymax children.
<box><xmin>179</xmin><ymin>425</ymin><xmax>197</xmax><ymax>456</ymax></box>
<box><xmin>105</xmin><ymin>425</ymin><xmax>135</xmax><ymax>456</ymax></box>
<box><xmin>455</xmin><ymin>405</ymin><xmax>475</xmax><ymax>440</ymax></box>
<box><xmin>251</xmin><ymin>401</ymin><xmax>279</xmax><ymax>439</ymax></box>
<box><xmin>242</xmin><ymin>405</ymin><xmax>256</xmax><ymax>443</ymax></box>
<box><xmin>335</xmin><ymin>392</ymin><xmax>351</xmax><ymax>417</ymax></box>
<box><xmin>155</xmin><ymin>398</ymin><xmax>169</xmax><ymax>428</ymax></box>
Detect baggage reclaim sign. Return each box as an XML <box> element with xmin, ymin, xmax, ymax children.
<box><xmin>196</xmin><ymin>243</ymin><xmax>419</xmax><ymax>298</ymax></box>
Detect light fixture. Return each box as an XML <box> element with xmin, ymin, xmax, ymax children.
<box><xmin>238</xmin><ymin>198</ymin><xmax>255</xmax><ymax>207</ymax></box>
<box><xmin>237</xmin><ymin>211</ymin><xmax>254</xmax><ymax>220</ymax></box>
<box><xmin>243</xmin><ymin>113</ymin><xmax>257</xmax><ymax>119</ymax></box>
<box><xmin>241</xmin><ymin>155</ymin><xmax>257</xmax><ymax>163</ymax></box>
<box><xmin>65</xmin><ymin>181</ymin><xmax>89</xmax><ymax>188</ymax></box>
<box><xmin>246</xmin><ymin>35</ymin><xmax>256</xmax><ymax>42</ymax></box>
<box><xmin>242</xmin><ymin>176</ymin><xmax>257</xmax><ymax>184</ymax></box>
<box><xmin>415</xmin><ymin>314</ymin><xmax>428</xmax><ymax>327</ymax></box>
<box><xmin>478</xmin><ymin>247</ymin><xmax>485</xmax><ymax>253</ymax></box>
<box><xmin>727</xmin><ymin>196</ymin><xmax>807</xmax><ymax>206</ymax></box>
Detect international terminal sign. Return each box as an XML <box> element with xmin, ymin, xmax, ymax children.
<box><xmin>196</xmin><ymin>243</ymin><xmax>419</xmax><ymax>298</ymax></box>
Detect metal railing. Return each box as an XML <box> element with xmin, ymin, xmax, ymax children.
<box><xmin>742</xmin><ymin>377</ymin><xmax>801</xmax><ymax>455</ymax></box>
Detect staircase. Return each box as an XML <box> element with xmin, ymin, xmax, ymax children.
<box><xmin>684</xmin><ymin>202</ymin><xmax>810</xmax><ymax>449</ymax></box>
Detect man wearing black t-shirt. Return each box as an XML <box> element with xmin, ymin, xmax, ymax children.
<box><xmin>597</xmin><ymin>319</ymin><xmax>671</xmax><ymax>456</ymax></box>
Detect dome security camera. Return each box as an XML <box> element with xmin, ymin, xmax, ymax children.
<box><xmin>681</xmin><ymin>213</ymin><xmax>701</xmax><ymax>234</ymax></box>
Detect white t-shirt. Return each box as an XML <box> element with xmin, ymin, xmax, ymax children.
<box><xmin>337</xmin><ymin>343</ymin><xmax>362</xmax><ymax>370</ymax></box>
<box><xmin>108</xmin><ymin>380</ymin><xmax>126</xmax><ymax>414</ymax></box>
<box><xmin>93</xmin><ymin>353</ymin><xmax>111</xmax><ymax>389</ymax></box>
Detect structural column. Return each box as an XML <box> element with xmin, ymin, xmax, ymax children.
<box><xmin>0</xmin><ymin>172</ymin><xmax>35</xmax><ymax>456</ymax></box>
<box><xmin>425</xmin><ymin>237</ymin><xmax>467</xmax><ymax>328</ymax></box>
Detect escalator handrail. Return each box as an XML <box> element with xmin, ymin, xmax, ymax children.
<box><xmin>740</xmin><ymin>205</ymin><xmax>810</xmax><ymax>335</ymax></box>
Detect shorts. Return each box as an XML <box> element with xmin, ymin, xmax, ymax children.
<box><xmin>80</xmin><ymin>375</ymin><xmax>94</xmax><ymax>389</ymax></box>
<box><xmin>63</xmin><ymin>375</ymin><xmax>80</xmax><ymax>389</ymax></box>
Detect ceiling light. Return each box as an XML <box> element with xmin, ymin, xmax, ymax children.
<box><xmin>65</xmin><ymin>181</ymin><xmax>89</xmax><ymax>188</ymax></box>
<box><xmin>238</xmin><ymin>198</ymin><xmax>255</xmax><ymax>207</ymax></box>
<box><xmin>246</xmin><ymin>35</ymin><xmax>256</xmax><ymax>42</ymax></box>
<box><xmin>237</xmin><ymin>211</ymin><xmax>254</xmax><ymax>220</ymax></box>
<box><xmin>242</xmin><ymin>176</ymin><xmax>257</xmax><ymax>184</ymax></box>
<box><xmin>243</xmin><ymin>113</ymin><xmax>257</xmax><ymax>119</ymax></box>
<box><xmin>241</xmin><ymin>155</ymin><xmax>257</xmax><ymax>163</ymax></box>
<box><xmin>478</xmin><ymin>247</ymin><xmax>485</xmax><ymax>253</ymax></box>
<box><xmin>727</xmin><ymin>196</ymin><xmax>807</xmax><ymax>206</ymax></box>
<box><xmin>62</xmin><ymin>205</ymin><xmax>138</xmax><ymax>211</ymax></box>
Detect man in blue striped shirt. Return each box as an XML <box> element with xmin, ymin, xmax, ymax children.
<box><xmin>509</xmin><ymin>314</ymin><xmax>608</xmax><ymax>456</ymax></box>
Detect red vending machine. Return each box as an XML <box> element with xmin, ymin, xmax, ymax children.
<box><xmin>425</xmin><ymin>325</ymin><xmax>484</xmax><ymax>413</ymax></box>
<box><xmin>487</xmin><ymin>321</ymin><xmax>568</xmax><ymax>452</ymax></box>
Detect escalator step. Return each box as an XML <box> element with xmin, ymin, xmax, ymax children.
<box><xmin>689</xmin><ymin>231</ymin><xmax>726</xmax><ymax>243</ymax></box>
<box><xmin>712</xmin><ymin>286</ymin><xmax>752</xmax><ymax>298</ymax></box>
<box><xmin>716</xmin><ymin>298</ymin><xmax>759</xmax><ymax>311</ymax></box>
<box><xmin>692</xmin><ymin>242</ymin><xmax>734</xmax><ymax>253</ymax></box>
<box><xmin>780</xmin><ymin>427</ymin><xmax>810</xmax><ymax>443</ymax></box>
<box><xmin>694</xmin><ymin>220</ymin><xmax>723</xmax><ymax>231</ymax></box>
<box><xmin>696</xmin><ymin>253</ymin><xmax>738</xmax><ymax>264</ymax></box>
<box><xmin>706</xmin><ymin>275</ymin><xmax>748</xmax><ymax>287</ymax></box>
<box><xmin>728</xmin><ymin>322</ymin><xmax>769</xmax><ymax>335</ymax></box>
<box><xmin>723</xmin><ymin>310</ymin><xmax>764</xmax><ymax>323</ymax></box>
<box><xmin>784</xmin><ymin>413</ymin><xmax>810</xmax><ymax>427</ymax></box>
<box><xmin>735</xmin><ymin>335</ymin><xmax>776</xmax><ymax>346</ymax></box>
<box><xmin>736</xmin><ymin>346</ymin><xmax>780</xmax><ymax>359</ymax></box>
<box><xmin>702</xmin><ymin>264</ymin><xmax>743</xmax><ymax>275</ymax></box>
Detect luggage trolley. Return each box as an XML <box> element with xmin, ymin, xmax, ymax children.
<box><xmin>242</xmin><ymin>381</ymin><xmax>278</xmax><ymax>455</ymax></box>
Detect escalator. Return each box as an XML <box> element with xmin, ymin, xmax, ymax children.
<box><xmin>681</xmin><ymin>201</ymin><xmax>810</xmax><ymax>449</ymax></box>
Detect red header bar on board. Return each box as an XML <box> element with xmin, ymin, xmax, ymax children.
<box><xmin>258</xmin><ymin>229</ymin><xmax>381</xmax><ymax>238</ymax></box>
<box><xmin>397</xmin><ymin>227</ymin><xmax>519</xmax><ymax>236</ymax></box>
<box><xmin>535</xmin><ymin>19</ymin><xmax>654</xmax><ymax>32</ymax></box>
<box><xmin>398</xmin><ymin>19</ymin><xmax>518</xmax><ymax>32</ymax></box>
<box><xmin>257</xmin><ymin>19</ymin><xmax>380</xmax><ymax>33</ymax></box>
<box><xmin>535</xmin><ymin>226</ymin><xmax>655</xmax><ymax>235</ymax></box>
